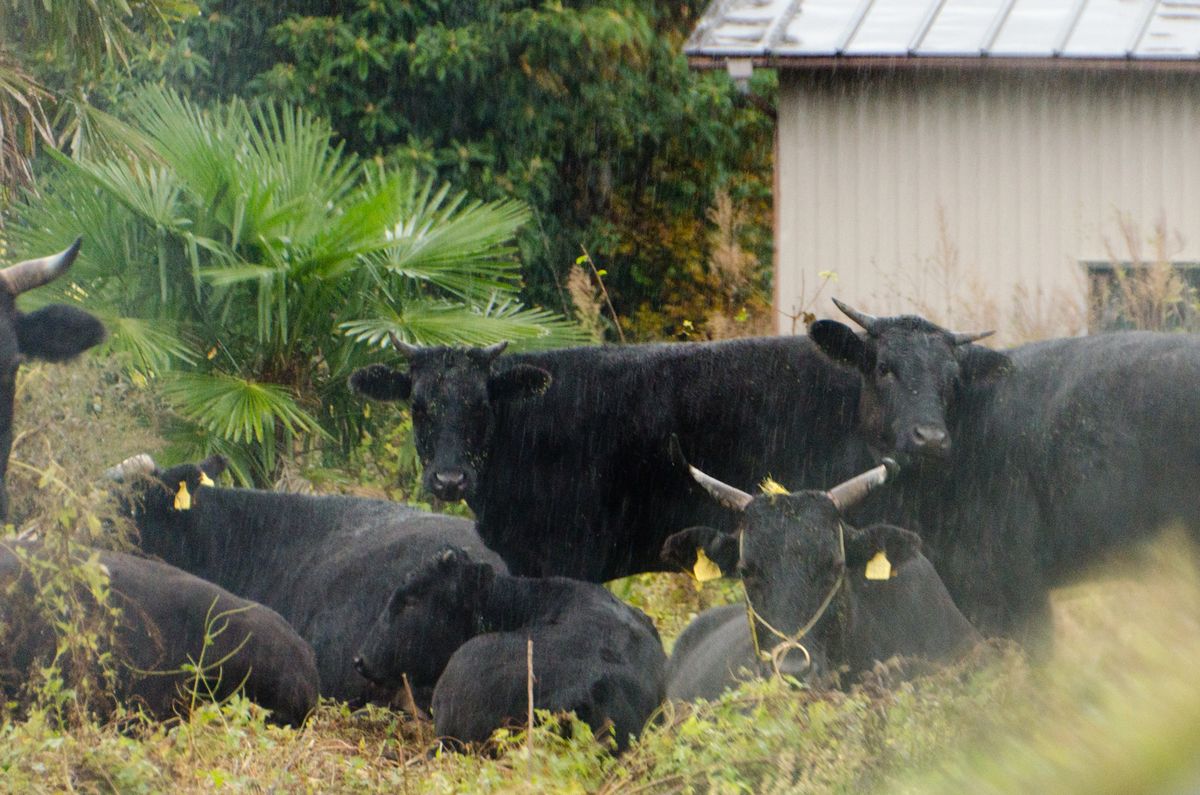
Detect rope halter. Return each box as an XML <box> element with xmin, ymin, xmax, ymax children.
<box><xmin>743</xmin><ymin>520</ymin><xmax>846</xmax><ymax>680</ymax></box>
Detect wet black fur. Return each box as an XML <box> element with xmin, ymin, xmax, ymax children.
<box><xmin>0</xmin><ymin>540</ymin><xmax>318</xmax><ymax>725</ymax></box>
<box><xmin>355</xmin><ymin>546</ymin><xmax>667</xmax><ymax>751</ymax></box>
<box><xmin>350</xmin><ymin>337</ymin><xmax>872</xmax><ymax>581</ymax></box>
<box><xmin>120</xmin><ymin>460</ymin><xmax>506</xmax><ymax>705</ymax></box>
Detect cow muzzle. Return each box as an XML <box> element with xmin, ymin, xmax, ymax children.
<box><xmin>900</xmin><ymin>424</ymin><xmax>951</xmax><ymax>461</ymax></box>
<box><xmin>427</xmin><ymin>468</ymin><xmax>469</xmax><ymax>501</ymax></box>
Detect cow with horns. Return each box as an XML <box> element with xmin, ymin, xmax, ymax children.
<box><xmin>0</xmin><ymin>239</ymin><xmax>106</xmax><ymax>518</ymax></box>
<box><xmin>661</xmin><ymin>443</ymin><xmax>978</xmax><ymax>701</ymax></box>
<box><xmin>349</xmin><ymin>334</ymin><xmax>872</xmax><ymax>581</ymax></box>
<box><xmin>809</xmin><ymin>300</ymin><xmax>1200</xmax><ymax>643</ymax></box>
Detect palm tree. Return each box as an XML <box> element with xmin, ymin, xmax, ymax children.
<box><xmin>0</xmin><ymin>0</ymin><xmax>195</xmax><ymax>189</ymax></box>
<box><xmin>6</xmin><ymin>86</ymin><xmax>589</xmax><ymax>483</ymax></box>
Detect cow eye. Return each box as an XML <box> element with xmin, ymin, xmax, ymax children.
<box><xmin>876</xmin><ymin>362</ymin><xmax>893</xmax><ymax>379</ymax></box>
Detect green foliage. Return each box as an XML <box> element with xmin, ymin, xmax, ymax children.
<box><xmin>152</xmin><ymin>0</ymin><xmax>776</xmax><ymax>338</ymax></box>
<box><xmin>0</xmin><ymin>0</ymin><xmax>196</xmax><ymax>188</ymax></box>
<box><xmin>7</xmin><ymin>84</ymin><xmax>587</xmax><ymax>483</ymax></box>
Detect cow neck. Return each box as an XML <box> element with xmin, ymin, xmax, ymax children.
<box><xmin>475</xmin><ymin>573</ymin><xmax>563</xmax><ymax>635</ymax></box>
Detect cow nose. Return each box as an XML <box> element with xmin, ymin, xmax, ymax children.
<box><xmin>434</xmin><ymin>469</ymin><xmax>466</xmax><ymax>487</ymax></box>
<box><xmin>910</xmin><ymin>425</ymin><xmax>950</xmax><ymax>454</ymax></box>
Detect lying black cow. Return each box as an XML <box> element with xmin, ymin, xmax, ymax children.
<box><xmin>661</xmin><ymin>452</ymin><xmax>977</xmax><ymax>701</ymax></box>
<box><xmin>0</xmin><ymin>540</ymin><xmax>318</xmax><ymax>725</ymax></box>
<box><xmin>354</xmin><ymin>546</ymin><xmax>667</xmax><ymax>751</ymax></box>
<box><xmin>810</xmin><ymin>301</ymin><xmax>1200</xmax><ymax>641</ymax></box>
<box><xmin>0</xmin><ymin>239</ymin><xmax>106</xmax><ymax>519</ymax></box>
<box><xmin>349</xmin><ymin>337</ymin><xmax>870</xmax><ymax>581</ymax></box>
<box><xmin>107</xmin><ymin>454</ymin><xmax>507</xmax><ymax>706</ymax></box>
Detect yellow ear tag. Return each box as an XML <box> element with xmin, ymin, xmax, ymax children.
<box><xmin>864</xmin><ymin>551</ymin><xmax>892</xmax><ymax>581</ymax></box>
<box><xmin>174</xmin><ymin>481</ymin><xmax>192</xmax><ymax>511</ymax></box>
<box><xmin>692</xmin><ymin>548</ymin><xmax>723</xmax><ymax>582</ymax></box>
<box><xmin>198</xmin><ymin>471</ymin><xmax>215</xmax><ymax>487</ymax></box>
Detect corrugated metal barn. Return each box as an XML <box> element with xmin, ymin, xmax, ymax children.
<box><xmin>688</xmin><ymin>0</ymin><xmax>1200</xmax><ymax>339</ymax></box>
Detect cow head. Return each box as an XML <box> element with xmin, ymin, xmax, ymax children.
<box><xmin>808</xmin><ymin>300</ymin><xmax>1010</xmax><ymax>464</ymax></box>
<box><xmin>662</xmin><ymin>445</ymin><xmax>915</xmax><ymax>667</ymax></box>
<box><xmin>0</xmin><ymin>239</ymin><xmax>106</xmax><ymax>518</ymax></box>
<box><xmin>348</xmin><ymin>340</ymin><xmax>551</xmax><ymax>502</ymax></box>
<box><xmin>104</xmin><ymin>453</ymin><xmax>227</xmax><ymax>556</ymax></box>
<box><xmin>353</xmin><ymin>545</ymin><xmax>495</xmax><ymax>690</ymax></box>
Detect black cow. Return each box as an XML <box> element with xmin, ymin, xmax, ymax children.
<box><xmin>354</xmin><ymin>546</ymin><xmax>667</xmax><ymax>751</ymax></box>
<box><xmin>348</xmin><ymin>337</ymin><xmax>870</xmax><ymax>581</ymax></box>
<box><xmin>809</xmin><ymin>301</ymin><xmax>1200</xmax><ymax>641</ymax></box>
<box><xmin>0</xmin><ymin>540</ymin><xmax>318</xmax><ymax>725</ymax></box>
<box><xmin>660</xmin><ymin>453</ymin><xmax>978</xmax><ymax>701</ymax></box>
<box><xmin>0</xmin><ymin>239</ymin><xmax>106</xmax><ymax>519</ymax></box>
<box><xmin>107</xmin><ymin>454</ymin><xmax>507</xmax><ymax>706</ymax></box>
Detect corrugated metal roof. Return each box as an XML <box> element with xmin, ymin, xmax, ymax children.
<box><xmin>687</xmin><ymin>0</ymin><xmax>1200</xmax><ymax>62</ymax></box>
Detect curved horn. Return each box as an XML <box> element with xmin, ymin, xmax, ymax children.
<box><xmin>0</xmin><ymin>237</ymin><xmax>82</xmax><ymax>296</ymax></box>
<box><xmin>669</xmin><ymin>436</ymin><xmax>753</xmax><ymax>511</ymax></box>
<box><xmin>827</xmin><ymin>458</ymin><xmax>899</xmax><ymax>512</ymax></box>
<box><xmin>949</xmin><ymin>329</ymin><xmax>995</xmax><ymax>345</ymax></box>
<box><xmin>387</xmin><ymin>332</ymin><xmax>421</xmax><ymax>359</ymax></box>
<box><xmin>831</xmin><ymin>298</ymin><xmax>880</xmax><ymax>333</ymax></box>
<box><xmin>103</xmin><ymin>453</ymin><xmax>158</xmax><ymax>482</ymax></box>
<box><xmin>481</xmin><ymin>340</ymin><xmax>509</xmax><ymax>361</ymax></box>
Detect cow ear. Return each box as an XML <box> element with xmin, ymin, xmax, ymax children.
<box><xmin>349</xmin><ymin>364</ymin><xmax>412</xmax><ymax>402</ymax></box>
<box><xmin>155</xmin><ymin>463</ymin><xmax>207</xmax><ymax>512</ymax></box>
<box><xmin>809</xmin><ymin>320</ymin><xmax>875</xmax><ymax>373</ymax></box>
<box><xmin>957</xmin><ymin>345</ymin><xmax>1011</xmax><ymax>385</ymax></box>
<box><xmin>845</xmin><ymin>523</ymin><xmax>921</xmax><ymax>579</ymax></box>
<box><xmin>661</xmin><ymin>526</ymin><xmax>739</xmax><ymax>581</ymax></box>
<box><xmin>16</xmin><ymin>305</ymin><xmax>106</xmax><ymax>363</ymax></box>
<box><xmin>197</xmin><ymin>455</ymin><xmax>227</xmax><ymax>485</ymax></box>
<box><xmin>488</xmin><ymin>365</ymin><xmax>551</xmax><ymax>402</ymax></box>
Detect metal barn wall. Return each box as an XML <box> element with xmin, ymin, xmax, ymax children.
<box><xmin>776</xmin><ymin>68</ymin><xmax>1200</xmax><ymax>340</ymax></box>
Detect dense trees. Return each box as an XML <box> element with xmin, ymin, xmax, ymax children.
<box><xmin>154</xmin><ymin>0</ymin><xmax>776</xmax><ymax>337</ymax></box>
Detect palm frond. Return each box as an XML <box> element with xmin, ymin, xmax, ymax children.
<box><xmin>159</xmin><ymin>371</ymin><xmax>324</xmax><ymax>446</ymax></box>
<box><xmin>98</xmin><ymin>313</ymin><xmax>198</xmax><ymax>374</ymax></box>
<box><xmin>340</xmin><ymin>296</ymin><xmax>593</xmax><ymax>350</ymax></box>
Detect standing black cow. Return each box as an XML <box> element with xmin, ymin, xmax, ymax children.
<box><xmin>809</xmin><ymin>300</ymin><xmax>1200</xmax><ymax>641</ymax></box>
<box><xmin>348</xmin><ymin>337</ymin><xmax>870</xmax><ymax>581</ymax></box>
<box><xmin>660</xmin><ymin>453</ymin><xmax>977</xmax><ymax>701</ymax></box>
<box><xmin>107</xmin><ymin>454</ymin><xmax>507</xmax><ymax>706</ymax></box>
<box><xmin>354</xmin><ymin>545</ymin><xmax>667</xmax><ymax>751</ymax></box>
<box><xmin>0</xmin><ymin>239</ymin><xmax>106</xmax><ymax>519</ymax></box>
<box><xmin>0</xmin><ymin>540</ymin><xmax>318</xmax><ymax>725</ymax></box>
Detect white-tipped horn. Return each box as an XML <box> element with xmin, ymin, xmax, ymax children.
<box><xmin>387</xmin><ymin>332</ymin><xmax>421</xmax><ymax>358</ymax></box>
<box><xmin>481</xmin><ymin>340</ymin><xmax>509</xmax><ymax>360</ymax></box>
<box><xmin>0</xmin><ymin>237</ymin><xmax>82</xmax><ymax>296</ymax></box>
<box><xmin>104</xmin><ymin>453</ymin><xmax>158</xmax><ymax>481</ymax></box>
<box><xmin>827</xmin><ymin>458</ymin><xmax>898</xmax><ymax>512</ymax></box>
<box><xmin>669</xmin><ymin>436</ymin><xmax>753</xmax><ymax>511</ymax></box>
<box><xmin>949</xmin><ymin>329</ymin><xmax>995</xmax><ymax>345</ymax></box>
<box><xmin>831</xmin><ymin>298</ymin><xmax>880</xmax><ymax>333</ymax></box>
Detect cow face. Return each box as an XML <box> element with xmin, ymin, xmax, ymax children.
<box><xmin>0</xmin><ymin>239</ymin><xmax>106</xmax><ymax>518</ymax></box>
<box><xmin>349</xmin><ymin>342</ymin><xmax>550</xmax><ymax>502</ymax></box>
<box><xmin>664</xmin><ymin>449</ymin><xmax>912</xmax><ymax>663</ymax></box>
<box><xmin>809</xmin><ymin>301</ymin><xmax>1009</xmax><ymax>464</ymax></box>
<box><xmin>664</xmin><ymin>495</ymin><xmax>921</xmax><ymax>652</ymax></box>
<box><xmin>353</xmin><ymin>545</ymin><xmax>495</xmax><ymax>690</ymax></box>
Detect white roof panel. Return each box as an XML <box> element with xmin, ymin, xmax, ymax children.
<box><xmin>687</xmin><ymin>0</ymin><xmax>1200</xmax><ymax>62</ymax></box>
<box><xmin>842</xmin><ymin>0</ymin><xmax>932</xmax><ymax>54</ymax></box>
<box><xmin>988</xmin><ymin>0</ymin><xmax>1078</xmax><ymax>55</ymax></box>
<box><xmin>917</xmin><ymin>0</ymin><xmax>1009</xmax><ymax>55</ymax></box>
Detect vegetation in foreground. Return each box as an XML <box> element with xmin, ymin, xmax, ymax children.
<box><xmin>1</xmin><ymin>358</ymin><xmax>1199</xmax><ymax>793</ymax></box>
